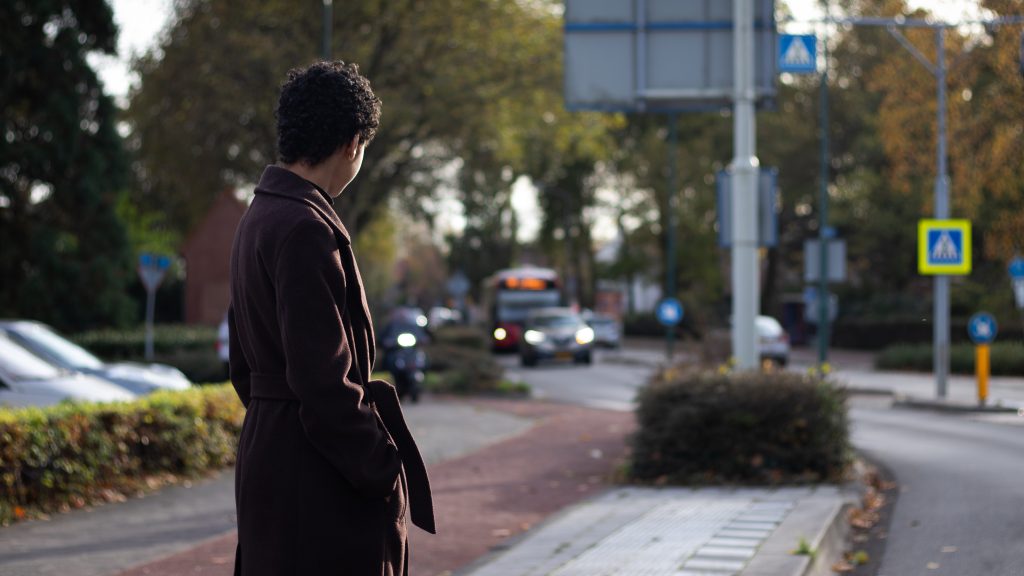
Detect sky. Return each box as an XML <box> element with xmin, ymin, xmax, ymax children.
<box><xmin>93</xmin><ymin>0</ymin><xmax>993</xmax><ymax>243</ymax></box>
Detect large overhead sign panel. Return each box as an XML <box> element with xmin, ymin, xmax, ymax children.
<box><xmin>564</xmin><ymin>0</ymin><xmax>777</xmax><ymax>112</ymax></box>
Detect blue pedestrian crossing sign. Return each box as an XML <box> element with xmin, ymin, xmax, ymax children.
<box><xmin>656</xmin><ymin>298</ymin><xmax>684</xmax><ymax>327</ymax></box>
<box><xmin>778</xmin><ymin>35</ymin><xmax>817</xmax><ymax>74</ymax></box>
<box><xmin>968</xmin><ymin>312</ymin><xmax>997</xmax><ymax>345</ymax></box>
<box><xmin>918</xmin><ymin>219</ymin><xmax>972</xmax><ymax>275</ymax></box>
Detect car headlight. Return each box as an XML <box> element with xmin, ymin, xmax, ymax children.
<box><xmin>524</xmin><ymin>330</ymin><xmax>546</xmax><ymax>345</ymax></box>
<box><xmin>575</xmin><ymin>327</ymin><xmax>595</xmax><ymax>345</ymax></box>
<box><xmin>493</xmin><ymin>327</ymin><xmax>508</xmax><ymax>341</ymax></box>
<box><xmin>397</xmin><ymin>332</ymin><xmax>417</xmax><ymax>347</ymax></box>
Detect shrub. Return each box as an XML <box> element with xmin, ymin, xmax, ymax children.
<box><xmin>431</xmin><ymin>325</ymin><xmax>489</xmax><ymax>350</ymax></box>
<box><xmin>412</xmin><ymin>325</ymin><xmax>520</xmax><ymax>395</ymax></box>
<box><xmin>876</xmin><ymin>341</ymin><xmax>1024</xmax><ymax>375</ymax></box>
<box><xmin>423</xmin><ymin>343</ymin><xmax>508</xmax><ymax>394</ymax></box>
<box><xmin>71</xmin><ymin>324</ymin><xmax>218</xmax><ymax>360</ymax></box>
<box><xmin>0</xmin><ymin>385</ymin><xmax>243</xmax><ymax>525</ymax></box>
<box><xmin>631</xmin><ymin>369</ymin><xmax>850</xmax><ymax>485</ymax></box>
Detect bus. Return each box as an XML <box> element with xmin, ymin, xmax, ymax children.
<box><xmin>481</xmin><ymin>266</ymin><xmax>561</xmax><ymax>351</ymax></box>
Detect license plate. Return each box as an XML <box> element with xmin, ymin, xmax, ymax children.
<box><xmin>555</xmin><ymin>351</ymin><xmax>573</xmax><ymax>360</ymax></box>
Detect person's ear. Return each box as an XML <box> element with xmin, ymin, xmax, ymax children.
<box><xmin>343</xmin><ymin>135</ymin><xmax>361</xmax><ymax>160</ymax></box>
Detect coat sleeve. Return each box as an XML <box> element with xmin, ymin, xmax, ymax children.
<box><xmin>227</xmin><ymin>304</ymin><xmax>251</xmax><ymax>408</ymax></box>
<box><xmin>274</xmin><ymin>219</ymin><xmax>401</xmax><ymax>499</ymax></box>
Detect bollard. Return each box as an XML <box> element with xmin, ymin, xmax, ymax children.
<box><xmin>976</xmin><ymin>343</ymin><xmax>990</xmax><ymax>406</ymax></box>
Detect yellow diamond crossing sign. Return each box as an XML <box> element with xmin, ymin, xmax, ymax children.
<box><xmin>918</xmin><ymin>219</ymin><xmax>972</xmax><ymax>275</ymax></box>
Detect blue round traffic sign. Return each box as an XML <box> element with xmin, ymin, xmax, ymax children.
<box><xmin>656</xmin><ymin>298</ymin><xmax>684</xmax><ymax>327</ymax></box>
<box><xmin>1009</xmin><ymin>257</ymin><xmax>1024</xmax><ymax>280</ymax></box>
<box><xmin>968</xmin><ymin>312</ymin><xmax>998</xmax><ymax>345</ymax></box>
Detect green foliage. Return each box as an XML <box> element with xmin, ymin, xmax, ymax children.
<box><xmin>631</xmin><ymin>369</ymin><xmax>851</xmax><ymax>485</ymax></box>
<box><xmin>423</xmin><ymin>326</ymin><xmax>517</xmax><ymax>395</ymax></box>
<box><xmin>876</xmin><ymin>341</ymin><xmax>1024</xmax><ymax>375</ymax></box>
<box><xmin>0</xmin><ymin>385</ymin><xmax>244</xmax><ymax>525</ymax></box>
<box><xmin>0</xmin><ymin>0</ymin><xmax>135</xmax><ymax>332</ymax></box>
<box><xmin>71</xmin><ymin>324</ymin><xmax>217</xmax><ymax>360</ymax></box>
<box><xmin>71</xmin><ymin>324</ymin><xmax>224</xmax><ymax>383</ymax></box>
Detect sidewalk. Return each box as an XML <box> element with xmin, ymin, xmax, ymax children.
<box><xmin>115</xmin><ymin>399</ymin><xmax>636</xmax><ymax>576</ymax></box>
<box><xmin>1</xmin><ymin>388</ymin><xmax>857</xmax><ymax>576</ymax></box>
<box><xmin>463</xmin><ymin>486</ymin><xmax>853</xmax><ymax>576</ymax></box>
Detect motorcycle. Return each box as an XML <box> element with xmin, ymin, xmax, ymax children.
<box><xmin>380</xmin><ymin>325</ymin><xmax>428</xmax><ymax>403</ymax></box>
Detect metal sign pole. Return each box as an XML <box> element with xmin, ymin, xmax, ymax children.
<box><xmin>817</xmin><ymin>0</ymin><xmax>831</xmax><ymax>366</ymax></box>
<box><xmin>934</xmin><ymin>27</ymin><xmax>951</xmax><ymax>398</ymax></box>
<box><xmin>145</xmin><ymin>288</ymin><xmax>156</xmax><ymax>361</ymax></box>
<box><xmin>731</xmin><ymin>0</ymin><xmax>760</xmax><ymax>369</ymax></box>
<box><xmin>322</xmin><ymin>0</ymin><xmax>333</xmax><ymax>61</ymax></box>
<box><xmin>666</xmin><ymin>113</ymin><xmax>678</xmax><ymax>361</ymax></box>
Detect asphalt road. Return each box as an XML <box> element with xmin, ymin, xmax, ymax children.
<box><xmin>508</xmin><ymin>347</ymin><xmax>1024</xmax><ymax>576</ymax></box>
<box><xmin>851</xmin><ymin>400</ymin><xmax>1024</xmax><ymax>576</ymax></box>
<box><xmin>497</xmin><ymin>349</ymin><xmax>656</xmax><ymax>412</ymax></box>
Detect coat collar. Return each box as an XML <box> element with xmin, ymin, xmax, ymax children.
<box><xmin>254</xmin><ymin>165</ymin><xmax>352</xmax><ymax>245</ymax></box>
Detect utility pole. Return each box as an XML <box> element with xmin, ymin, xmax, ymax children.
<box><xmin>731</xmin><ymin>0</ymin><xmax>760</xmax><ymax>370</ymax></box>
<box><xmin>322</xmin><ymin>0</ymin><xmax>333</xmax><ymax>61</ymax></box>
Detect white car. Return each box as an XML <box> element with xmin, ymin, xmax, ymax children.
<box><xmin>0</xmin><ymin>320</ymin><xmax>191</xmax><ymax>395</ymax></box>
<box><xmin>0</xmin><ymin>334</ymin><xmax>135</xmax><ymax>408</ymax></box>
<box><xmin>756</xmin><ymin>315</ymin><xmax>790</xmax><ymax>366</ymax></box>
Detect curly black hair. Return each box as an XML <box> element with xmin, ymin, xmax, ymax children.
<box><xmin>275</xmin><ymin>60</ymin><xmax>382</xmax><ymax>166</ymax></box>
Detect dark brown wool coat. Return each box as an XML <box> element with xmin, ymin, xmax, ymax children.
<box><xmin>228</xmin><ymin>166</ymin><xmax>429</xmax><ymax>575</ymax></box>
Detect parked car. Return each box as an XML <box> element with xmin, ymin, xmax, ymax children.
<box><xmin>520</xmin><ymin>308</ymin><xmax>594</xmax><ymax>367</ymax></box>
<box><xmin>218</xmin><ymin>314</ymin><xmax>230</xmax><ymax>379</ymax></box>
<box><xmin>0</xmin><ymin>333</ymin><xmax>135</xmax><ymax>408</ymax></box>
<box><xmin>584</xmin><ymin>314</ymin><xmax>622</xmax><ymax>349</ymax></box>
<box><xmin>0</xmin><ymin>320</ymin><xmax>191</xmax><ymax>395</ymax></box>
<box><xmin>428</xmin><ymin>306</ymin><xmax>461</xmax><ymax>328</ymax></box>
<box><xmin>756</xmin><ymin>315</ymin><xmax>790</xmax><ymax>366</ymax></box>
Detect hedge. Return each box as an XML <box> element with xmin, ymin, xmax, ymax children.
<box><xmin>631</xmin><ymin>369</ymin><xmax>850</xmax><ymax>485</ymax></box>
<box><xmin>71</xmin><ymin>324</ymin><xmax>218</xmax><ymax>360</ymax></box>
<box><xmin>0</xmin><ymin>385</ymin><xmax>243</xmax><ymax>525</ymax></box>
<box><xmin>70</xmin><ymin>324</ymin><xmax>224</xmax><ymax>383</ymax></box>
<box><xmin>876</xmin><ymin>341</ymin><xmax>1024</xmax><ymax>375</ymax></box>
<box><xmin>423</xmin><ymin>325</ymin><xmax>520</xmax><ymax>395</ymax></box>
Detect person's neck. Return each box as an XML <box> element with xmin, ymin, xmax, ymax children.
<box><xmin>280</xmin><ymin>160</ymin><xmax>338</xmax><ymax>198</ymax></box>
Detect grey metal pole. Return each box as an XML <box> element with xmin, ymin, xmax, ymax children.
<box><xmin>145</xmin><ymin>289</ymin><xmax>156</xmax><ymax>361</ymax></box>
<box><xmin>817</xmin><ymin>0</ymin><xmax>831</xmax><ymax>366</ymax></box>
<box><xmin>666</xmin><ymin>113</ymin><xmax>678</xmax><ymax>361</ymax></box>
<box><xmin>322</xmin><ymin>0</ymin><xmax>333</xmax><ymax>61</ymax></box>
<box><xmin>731</xmin><ymin>0</ymin><xmax>760</xmax><ymax>369</ymax></box>
<box><xmin>934</xmin><ymin>26</ymin><xmax>951</xmax><ymax>397</ymax></box>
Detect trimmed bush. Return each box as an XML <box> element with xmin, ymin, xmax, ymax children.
<box><xmin>71</xmin><ymin>324</ymin><xmax>218</xmax><ymax>360</ymax></box>
<box><xmin>431</xmin><ymin>325</ymin><xmax>489</xmax><ymax>350</ymax></box>
<box><xmin>0</xmin><ymin>385</ymin><xmax>243</xmax><ymax>525</ymax></box>
<box><xmin>631</xmin><ymin>369</ymin><xmax>850</xmax><ymax>485</ymax></box>
<box><xmin>423</xmin><ymin>343</ymin><xmax>509</xmax><ymax>394</ymax></box>
<box><xmin>876</xmin><ymin>341</ymin><xmax>1024</xmax><ymax>375</ymax></box>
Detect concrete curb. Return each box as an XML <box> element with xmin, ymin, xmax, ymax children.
<box><xmin>739</xmin><ymin>493</ymin><xmax>854</xmax><ymax>576</ymax></box>
<box><xmin>893</xmin><ymin>396</ymin><xmax>1022</xmax><ymax>414</ymax></box>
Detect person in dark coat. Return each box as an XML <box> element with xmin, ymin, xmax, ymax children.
<box><xmin>228</xmin><ymin>60</ymin><xmax>434</xmax><ymax>576</ymax></box>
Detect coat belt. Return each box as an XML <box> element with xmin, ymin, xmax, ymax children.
<box><xmin>247</xmin><ymin>372</ymin><xmax>435</xmax><ymax>534</ymax></box>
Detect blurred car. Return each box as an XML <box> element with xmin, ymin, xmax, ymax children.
<box><xmin>585</xmin><ymin>314</ymin><xmax>621</xmax><ymax>349</ymax></box>
<box><xmin>0</xmin><ymin>333</ymin><xmax>136</xmax><ymax>408</ymax></box>
<box><xmin>520</xmin><ymin>308</ymin><xmax>594</xmax><ymax>367</ymax></box>
<box><xmin>756</xmin><ymin>315</ymin><xmax>790</xmax><ymax>366</ymax></box>
<box><xmin>0</xmin><ymin>320</ymin><xmax>191</xmax><ymax>395</ymax></box>
<box><xmin>428</xmin><ymin>306</ymin><xmax>462</xmax><ymax>328</ymax></box>
<box><xmin>218</xmin><ymin>315</ymin><xmax>230</xmax><ymax>378</ymax></box>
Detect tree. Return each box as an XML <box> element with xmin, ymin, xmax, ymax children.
<box><xmin>0</xmin><ymin>0</ymin><xmax>135</xmax><ymax>330</ymax></box>
<box><xmin>126</xmin><ymin>0</ymin><xmax>566</xmax><ymax>237</ymax></box>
